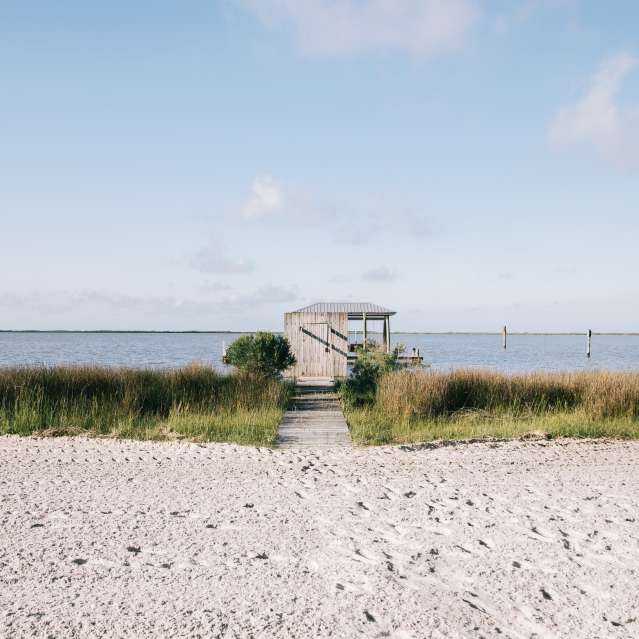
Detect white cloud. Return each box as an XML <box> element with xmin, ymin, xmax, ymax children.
<box><xmin>362</xmin><ymin>266</ymin><xmax>398</xmax><ymax>282</ymax></box>
<box><xmin>548</xmin><ymin>53</ymin><xmax>639</xmax><ymax>166</ymax></box>
<box><xmin>241</xmin><ymin>174</ymin><xmax>285</xmax><ymax>219</ymax></box>
<box><xmin>238</xmin><ymin>176</ymin><xmax>430</xmax><ymax>240</ymax></box>
<box><xmin>239</xmin><ymin>0</ymin><xmax>478</xmax><ymax>58</ymax></box>
<box><xmin>239</xmin><ymin>174</ymin><xmax>331</xmax><ymax>224</ymax></box>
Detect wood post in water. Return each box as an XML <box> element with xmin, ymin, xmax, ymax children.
<box><xmin>586</xmin><ymin>329</ymin><xmax>592</xmax><ymax>358</ymax></box>
<box><xmin>502</xmin><ymin>325</ymin><xmax>507</xmax><ymax>350</ymax></box>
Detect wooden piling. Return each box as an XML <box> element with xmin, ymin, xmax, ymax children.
<box><xmin>502</xmin><ymin>325</ymin><xmax>507</xmax><ymax>350</ymax></box>
<box><xmin>586</xmin><ymin>329</ymin><xmax>592</xmax><ymax>358</ymax></box>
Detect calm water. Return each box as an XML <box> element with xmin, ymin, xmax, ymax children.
<box><xmin>1</xmin><ymin>332</ymin><xmax>638</xmax><ymax>372</ymax></box>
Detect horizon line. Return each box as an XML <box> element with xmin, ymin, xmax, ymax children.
<box><xmin>1</xmin><ymin>330</ymin><xmax>638</xmax><ymax>336</ymax></box>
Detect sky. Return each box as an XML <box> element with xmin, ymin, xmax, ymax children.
<box><xmin>1</xmin><ymin>0</ymin><xmax>638</xmax><ymax>332</ymax></box>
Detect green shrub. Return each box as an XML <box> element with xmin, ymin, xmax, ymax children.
<box><xmin>225</xmin><ymin>332</ymin><xmax>296</xmax><ymax>378</ymax></box>
<box><xmin>338</xmin><ymin>349</ymin><xmax>399</xmax><ymax>407</ymax></box>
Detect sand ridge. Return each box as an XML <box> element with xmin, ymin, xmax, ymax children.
<box><xmin>1</xmin><ymin>436</ymin><xmax>638</xmax><ymax>637</ymax></box>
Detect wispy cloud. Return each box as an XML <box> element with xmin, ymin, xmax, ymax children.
<box><xmin>239</xmin><ymin>0</ymin><xmax>478</xmax><ymax>58</ymax></box>
<box><xmin>0</xmin><ymin>290</ymin><xmax>223</xmax><ymax>317</ymax></box>
<box><xmin>338</xmin><ymin>210</ymin><xmax>430</xmax><ymax>245</ymax></box>
<box><xmin>237</xmin><ymin>175</ymin><xmax>430</xmax><ymax>244</ymax></box>
<box><xmin>362</xmin><ymin>266</ymin><xmax>398</xmax><ymax>282</ymax></box>
<box><xmin>392</xmin><ymin>210</ymin><xmax>431</xmax><ymax>237</ymax></box>
<box><xmin>548</xmin><ymin>53</ymin><xmax>639</xmax><ymax>167</ymax></box>
<box><xmin>190</xmin><ymin>241</ymin><xmax>254</xmax><ymax>274</ymax></box>
<box><xmin>0</xmin><ymin>285</ymin><xmax>299</xmax><ymax>317</ymax></box>
<box><xmin>235</xmin><ymin>284</ymin><xmax>299</xmax><ymax>305</ymax></box>
<box><xmin>494</xmin><ymin>0</ymin><xmax>568</xmax><ymax>33</ymax></box>
<box><xmin>200</xmin><ymin>280</ymin><xmax>232</xmax><ymax>293</ymax></box>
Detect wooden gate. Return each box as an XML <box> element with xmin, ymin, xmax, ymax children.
<box><xmin>300</xmin><ymin>322</ymin><xmax>331</xmax><ymax>377</ymax></box>
<box><xmin>284</xmin><ymin>311</ymin><xmax>348</xmax><ymax>378</ymax></box>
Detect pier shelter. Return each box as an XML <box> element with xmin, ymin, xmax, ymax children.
<box><xmin>284</xmin><ymin>302</ymin><xmax>395</xmax><ymax>379</ymax></box>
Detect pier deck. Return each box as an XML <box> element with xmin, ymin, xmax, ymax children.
<box><xmin>277</xmin><ymin>378</ymin><xmax>352</xmax><ymax>449</ymax></box>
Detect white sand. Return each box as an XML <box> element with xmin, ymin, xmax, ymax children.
<box><xmin>1</xmin><ymin>436</ymin><xmax>638</xmax><ymax>638</ymax></box>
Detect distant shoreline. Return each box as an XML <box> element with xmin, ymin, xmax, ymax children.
<box><xmin>1</xmin><ymin>330</ymin><xmax>637</xmax><ymax>336</ymax></box>
<box><xmin>0</xmin><ymin>330</ymin><xmax>250</xmax><ymax>334</ymax></box>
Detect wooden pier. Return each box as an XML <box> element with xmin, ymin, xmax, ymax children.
<box><xmin>277</xmin><ymin>378</ymin><xmax>352</xmax><ymax>449</ymax></box>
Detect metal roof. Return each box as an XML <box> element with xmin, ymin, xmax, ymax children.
<box><xmin>291</xmin><ymin>302</ymin><xmax>396</xmax><ymax>318</ymax></box>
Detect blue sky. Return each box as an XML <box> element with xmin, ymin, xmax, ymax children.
<box><xmin>1</xmin><ymin>0</ymin><xmax>638</xmax><ymax>331</ymax></box>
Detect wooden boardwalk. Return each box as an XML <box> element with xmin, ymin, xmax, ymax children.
<box><xmin>277</xmin><ymin>378</ymin><xmax>352</xmax><ymax>449</ymax></box>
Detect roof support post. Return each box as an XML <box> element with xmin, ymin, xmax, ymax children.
<box><xmin>384</xmin><ymin>315</ymin><xmax>391</xmax><ymax>353</ymax></box>
<box><xmin>363</xmin><ymin>312</ymin><xmax>367</xmax><ymax>351</ymax></box>
<box><xmin>382</xmin><ymin>315</ymin><xmax>387</xmax><ymax>353</ymax></box>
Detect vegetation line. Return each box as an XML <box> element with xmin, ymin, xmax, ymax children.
<box><xmin>340</xmin><ymin>366</ymin><xmax>639</xmax><ymax>445</ymax></box>
<box><xmin>0</xmin><ymin>364</ymin><xmax>292</xmax><ymax>446</ymax></box>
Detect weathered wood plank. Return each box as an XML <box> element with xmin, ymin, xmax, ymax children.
<box><xmin>284</xmin><ymin>311</ymin><xmax>348</xmax><ymax>379</ymax></box>
<box><xmin>277</xmin><ymin>380</ymin><xmax>352</xmax><ymax>449</ymax></box>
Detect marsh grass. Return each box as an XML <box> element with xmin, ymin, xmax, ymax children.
<box><xmin>346</xmin><ymin>369</ymin><xmax>639</xmax><ymax>445</ymax></box>
<box><xmin>0</xmin><ymin>364</ymin><xmax>291</xmax><ymax>446</ymax></box>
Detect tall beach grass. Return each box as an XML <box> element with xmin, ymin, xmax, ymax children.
<box><xmin>0</xmin><ymin>364</ymin><xmax>292</xmax><ymax>446</ymax></box>
<box><xmin>346</xmin><ymin>369</ymin><xmax>639</xmax><ymax>445</ymax></box>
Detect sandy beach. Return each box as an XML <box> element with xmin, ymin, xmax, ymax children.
<box><xmin>1</xmin><ymin>436</ymin><xmax>638</xmax><ymax>638</ymax></box>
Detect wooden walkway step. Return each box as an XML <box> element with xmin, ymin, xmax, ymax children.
<box><xmin>277</xmin><ymin>378</ymin><xmax>352</xmax><ymax>449</ymax></box>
